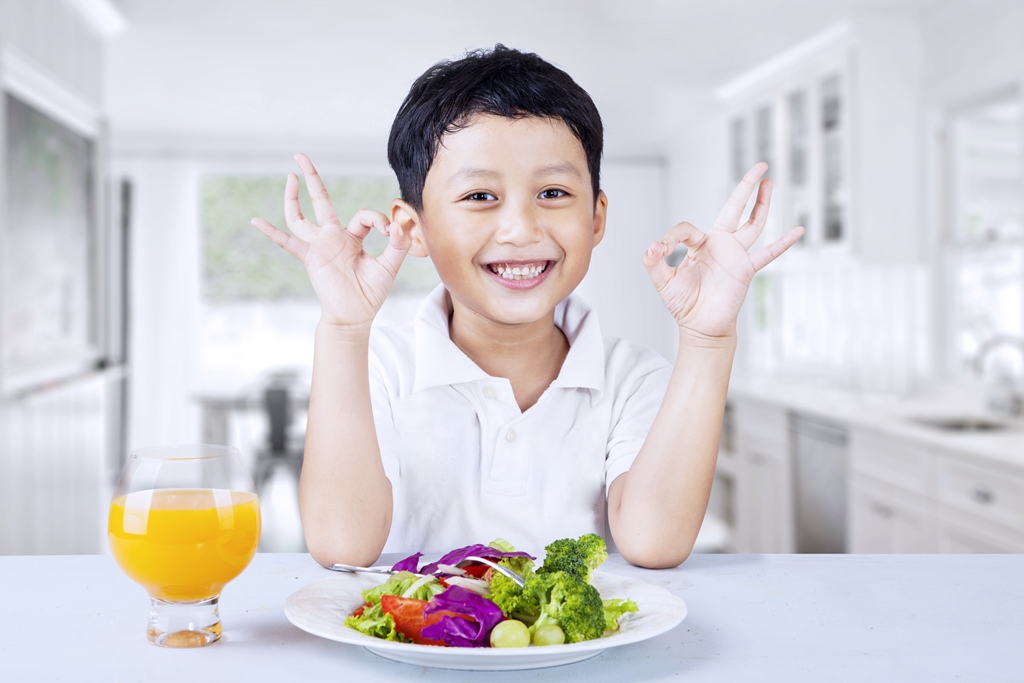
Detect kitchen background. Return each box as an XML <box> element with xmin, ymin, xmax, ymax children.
<box><xmin>0</xmin><ymin>0</ymin><xmax>1021</xmax><ymax>556</ymax></box>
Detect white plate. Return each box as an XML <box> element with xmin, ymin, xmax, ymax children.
<box><xmin>284</xmin><ymin>570</ymin><xmax>687</xmax><ymax>671</ymax></box>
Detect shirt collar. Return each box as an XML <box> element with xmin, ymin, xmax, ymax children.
<box><xmin>411</xmin><ymin>284</ymin><xmax>605</xmax><ymax>402</ymax></box>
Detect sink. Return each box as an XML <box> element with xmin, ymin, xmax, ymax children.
<box><xmin>909</xmin><ymin>416</ymin><xmax>1010</xmax><ymax>432</ymax></box>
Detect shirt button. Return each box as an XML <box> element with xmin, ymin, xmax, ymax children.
<box><xmin>482</xmin><ymin>386</ymin><xmax>497</xmax><ymax>399</ymax></box>
<box><xmin>505</xmin><ymin>429</ymin><xmax>517</xmax><ymax>443</ymax></box>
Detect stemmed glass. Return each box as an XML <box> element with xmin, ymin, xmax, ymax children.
<box><xmin>108</xmin><ymin>445</ymin><xmax>261</xmax><ymax>647</ymax></box>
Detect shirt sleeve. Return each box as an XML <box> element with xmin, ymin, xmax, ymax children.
<box><xmin>604</xmin><ymin>362</ymin><xmax>672</xmax><ymax>495</ymax></box>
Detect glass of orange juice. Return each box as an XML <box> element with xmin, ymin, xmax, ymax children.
<box><xmin>108</xmin><ymin>444</ymin><xmax>261</xmax><ymax>647</ymax></box>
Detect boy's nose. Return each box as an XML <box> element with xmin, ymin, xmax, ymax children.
<box><xmin>494</xmin><ymin>200</ymin><xmax>544</xmax><ymax>246</ymax></box>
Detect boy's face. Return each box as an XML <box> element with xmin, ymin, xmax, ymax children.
<box><xmin>395</xmin><ymin>113</ymin><xmax>607</xmax><ymax>328</ymax></box>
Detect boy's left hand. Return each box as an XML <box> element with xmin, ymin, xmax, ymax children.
<box><xmin>642</xmin><ymin>162</ymin><xmax>804</xmax><ymax>341</ymax></box>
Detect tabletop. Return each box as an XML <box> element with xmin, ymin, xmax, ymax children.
<box><xmin>1</xmin><ymin>552</ymin><xmax>1021</xmax><ymax>682</ymax></box>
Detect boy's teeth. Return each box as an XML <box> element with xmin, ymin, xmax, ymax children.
<box><xmin>489</xmin><ymin>262</ymin><xmax>547</xmax><ymax>280</ymax></box>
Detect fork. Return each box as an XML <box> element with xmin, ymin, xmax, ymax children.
<box><xmin>327</xmin><ymin>556</ymin><xmax>527</xmax><ymax>588</ymax></box>
<box><xmin>326</xmin><ymin>563</ymin><xmax>399</xmax><ymax>576</ymax></box>
<box><xmin>461</xmin><ymin>555</ymin><xmax>527</xmax><ymax>587</ymax></box>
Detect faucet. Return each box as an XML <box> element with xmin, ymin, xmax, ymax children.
<box><xmin>972</xmin><ymin>334</ymin><xmax>1024</xmax><ymax>418</ymax></box>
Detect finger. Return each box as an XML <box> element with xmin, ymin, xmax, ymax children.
<box><xmin>735</xmin><ymin>178</ymin><xmax>773</xmax><ymax>249</ymax></box>
<box><xmin>713</xmin><ymin>162</ymin><xmax>769</xmax><ymax>233</ymax></box>
<box><xmin>641</xmin><ymin>222</ymin><xmax>706</xmax><ymax>290</ymax></box>
<box><xmin>375</xmin><ymin>222</ymin><xmax>412</xmax><ymax>279</ymax></box>
<box><xmin>251</xmin><ymin>217</ymin><xmax>310</xmax><ymax>262</ymax></box>
<box><xmin>283</xmin><ymin>172</ymin><xmax>317</xmax><ymax>239</ymax></box>
<box><xmin>294</xmin><ymin>153</ymin><xmax>341</xmax><ymax>227</ymax></box>
<box><xmin>346</xmin><ymin>209</ymin><xmax>392</xmax><ymax>240</ymax></box>
<box><xmin>750</xmin><ymin>226</ymin><xmax>804</xmax><ymax>271</ymax></box>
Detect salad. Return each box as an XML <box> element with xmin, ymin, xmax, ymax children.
<box><xmin>344</xmin><ymin>534</ymin><xmax>638</xmax><ymax>648</ymax></box>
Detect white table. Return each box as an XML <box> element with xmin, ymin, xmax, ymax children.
<box><xmin>2</xmin><ymin>553</ymin><xmax>1020</xmax><ymax>681</ymax></box>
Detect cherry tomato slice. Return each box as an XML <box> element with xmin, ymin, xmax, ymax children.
<box><xmin>380</xmin><ymin>595</ymin><xmax>474</xmax><ymax>646</ymax></box>
<box><xmin>460</xmin><ymin>563</ymin><xmax>491</xmax><ymax>579</ymax></box>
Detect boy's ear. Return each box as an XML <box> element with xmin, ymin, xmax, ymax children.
<box><xmin>391</xmin><ymin>199</ymin><xmax>428</xmax><ymax>258</ymax></box>
<box><xmin>592</xmin><ymin>190</ymin><xmax>608</xmax><ymax>248</ymax></box>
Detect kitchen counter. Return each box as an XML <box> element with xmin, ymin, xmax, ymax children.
<box><xmin>729</xmin><ymin>375</ymin><xmax>1024</xmax><ymax>469</ymax></box>
<box><xmin>1</xmin><ymin>552</ymin><xmax>1020</xmax><ymax>681</ymax></box>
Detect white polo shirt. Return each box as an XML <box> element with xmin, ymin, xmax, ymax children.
<box><xmin>369</xmin><ymin>285</ymin><xmax>671</xmax><ymax>557</ymax></box>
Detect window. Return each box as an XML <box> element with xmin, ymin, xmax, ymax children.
<box><xmin>755</xmin><ymin>105</ymin><xmax>773</xmax><ymax>177</ymax></box>
<box><xmin>2</xmin><ymin>93</ymin><xmax>100</xmax><ymax>393</ymax></box>
<box><xmin>946</xmin><ymin>96</ymin><xmax>1023</xmax><ymax>374</ymax></box>
<box><xmin>730</xmin><ymin>117</ymin><xmax>747</xmax><ymax>184</ymax></box>
<box><xmin>787</xmin><ymin>90</ymin><xmax>810</xmax><ymax>241</ymax></box>
<box><xmin>198</xmin><ymin>174</ymin><xmax>439</xmax><ymax>383</ymax></box>
<box><xmin>820</xmin><ymin>74</ymin><xmax>846</xmax><ymax>243</ymax></box>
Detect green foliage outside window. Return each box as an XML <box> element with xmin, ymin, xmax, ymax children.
<box><xmin>200</xmin><ymin>175</ymin><xmax>439</xmax><ymax>303</ymax></box>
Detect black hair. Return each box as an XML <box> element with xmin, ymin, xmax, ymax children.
<box><xmin>387</xmin><ymin>44</ymin><xmax>603</xmax><ymax>211</ymax></box>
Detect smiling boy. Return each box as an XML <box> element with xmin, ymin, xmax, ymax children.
<box><xmin>252</xmin><ymin>46</ymin><xmax>802</xmax><ymax>569</ymax></box>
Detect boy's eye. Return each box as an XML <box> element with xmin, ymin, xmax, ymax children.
<box><xmin>539</xmin><ymin>188</ymin><xmax>568</xmax><ymax>199</ymax></box>
<box><xmin>465</xmin><ymin>192</ymin><xmax>496</xmax><ymax>202</ymax></box>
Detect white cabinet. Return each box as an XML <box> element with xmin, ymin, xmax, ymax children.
<box><xmin>849</xmin><ymin>475</ymin><xmax>932</xmax><ymax>553</ymax></box>
<box><xmin>934</xmin><ymin>455</ymin><xmax>1024</xmax><ymax>531</ymax></box>
<box><xmin>849</xmin><ymin>426</ymin><xmax>1024</xmax><ymax>553</ymax></box>
<box><xmin>719</xmin><ymin>18</ymin><xmax>923</xmax><ymax>264</ymax></box>
<box><xmin>933</xmin><ymin>509</ymin><xmax>1024</xmax><ymax>553</ymax></box>
<box><xmin>733</xmin><ymin>398</ymin><xmax>794</xmax><ymax>553</ymax></box>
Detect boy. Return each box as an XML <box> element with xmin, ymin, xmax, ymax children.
<box><xmin>252</xmin><ymin>46</ymin><xmax>802</xmax><ymax>569</ymax></box>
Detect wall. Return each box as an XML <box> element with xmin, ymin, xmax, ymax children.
<box><xmin>851</xmin><ymin>16</ymin><xmax>925</xmax><ymax>265</ymax></box>
<box><xmin>0</xmin><ymin>0</ymin><xmax>104</xmax><ymax>106</ymax></box>
<box><xmin>115</xmin><ymin>158</ymin><xmax>203</xmax><ymax>450</ymax></box>
<box><xmin>663</xmin><ymin>103</ymin><xmax>730</xmax><ymax>362</ymax></box>
<box><xmin>576</xmin><ymin>159</ymin><xmax>677</xmax><ymax>362</ymax></box>
<box><xmin>922</xmin><ymin>0</ymin><xmax>1024</xmax><ymax>108</ymax></box>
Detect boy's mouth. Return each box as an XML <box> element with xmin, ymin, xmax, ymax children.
<box><xmin>485</xmin><ymin>261</ymin><xmax>551</xmax><ymax>280</ymax></box>
<box><xmin>482</xmin><ymin>259</ymin><xmax>555</xmax><ymax>290</ymax></box>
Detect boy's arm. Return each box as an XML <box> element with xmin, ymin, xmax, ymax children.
<box><xmin>251</xmin><ymin>154</ymin><xmax>410</xmax><ymax>567</ymax></box>
<box><xmin>607</xmin><ymin>163</ymin><xmax>802</xmax><ymax>569</ymax></box>
<box><xmin>300</xmin><ymin>325</ymin><xmax>392</xmax><ymax>567</ymax></box>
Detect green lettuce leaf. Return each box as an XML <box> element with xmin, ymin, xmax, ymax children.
<box><xmin>343</xmin><ymin>603</ymin><xmax>410</xmax><ymax>642</ymax></box>
<box><xmin>602</xmin><ymin>598</ymin><xmax>639</xmax><ymax>632</ymax></box>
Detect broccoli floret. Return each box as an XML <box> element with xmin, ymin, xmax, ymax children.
<box><xmin>538</xmin><ymin>533</ymin><xmax>608</xmax><ymax>583</ymax></box>
<box><xmin>516</xmin><ymin>571</ymin><xmax>605</xmax><ymax>644</ymax></box>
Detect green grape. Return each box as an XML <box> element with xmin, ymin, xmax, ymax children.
<box><xmin>490</xmin><ymin>619</ymin><xmax>531</xmax><ymax>648</ymax></box>
<box><xmin>532</xmin><ymin>624</ymin><xmax>566</xmax><ymax>646</ymax></box>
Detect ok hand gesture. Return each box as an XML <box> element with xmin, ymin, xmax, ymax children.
<box><xmin>642</xmin><ymin>163</ymin><xmax>803</xmax><ymax>340</ymax></box>
<box><xmin>251</xmin><ymin>154</ymin><xmax>411</xmax><ymax>332</ymax></box>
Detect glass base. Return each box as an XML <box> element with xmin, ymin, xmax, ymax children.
<box><xmin>147</xmin><ymin>596</ymin><xmax>222</xmax><ymax>647</ymax></box>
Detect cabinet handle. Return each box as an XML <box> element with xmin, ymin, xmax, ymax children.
<box><xmin>970</xmin><ymin>487</ymin><xmax>995</xmax><ymax>505</ymax></box>
<box><xmin>871</xmin><ymin>501</ymin><xmax>894</xmax><ymax>519</ymax></box>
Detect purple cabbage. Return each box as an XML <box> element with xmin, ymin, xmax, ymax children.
<box><xmin>419</xmin><ymin>544</ymin><xmax>535</xmax><ymax>576</ymax></box>
<box><xmin>390</xmin><ymin>552</ymin><xmax>423</xmax><ymax>573</ymax></box>
<box><xmin>420</xmin><ymin>586</ymin><xmax>505</xmax><ymax>648</ymax></box>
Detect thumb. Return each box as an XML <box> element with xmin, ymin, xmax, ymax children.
<box><xmin>376</xmin><ymin>222</ymin><xmax>412</xmax><ymax>278</ymax></box>
<box><xmin>642</xmin><ymin>240</ymin><xmax>674</xmax><ymax>290</ymax></box>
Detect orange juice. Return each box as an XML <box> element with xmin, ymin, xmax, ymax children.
<box><xmin>108</xmin><ymin>489</ymin><xmax>261</xmax><ymax>602</ymax></box>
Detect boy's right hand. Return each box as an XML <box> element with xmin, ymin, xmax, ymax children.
<box><xmin>251</xmin><ymin>154</ymin><xmax>411</xmax><ymax>333</ymax></box>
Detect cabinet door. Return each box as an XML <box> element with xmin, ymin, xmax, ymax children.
<box><xmin>848</xmin><ymin>477</ymin><xmax>932</xmax><ymax>553</ymax></box>
<box><xmin>733</xmin><ymin>398</ymin><xmax>792</xmax><ymax>553</ymax></box>
<box><xmin>934</xmin><ymin>511</ymin><xmax>1024</xmax><ymax>553</ymax></box>
<box><xmin>737</xmin><ymin>449</ymin><xmax>792</xmax><ymax>553</ymax></box>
